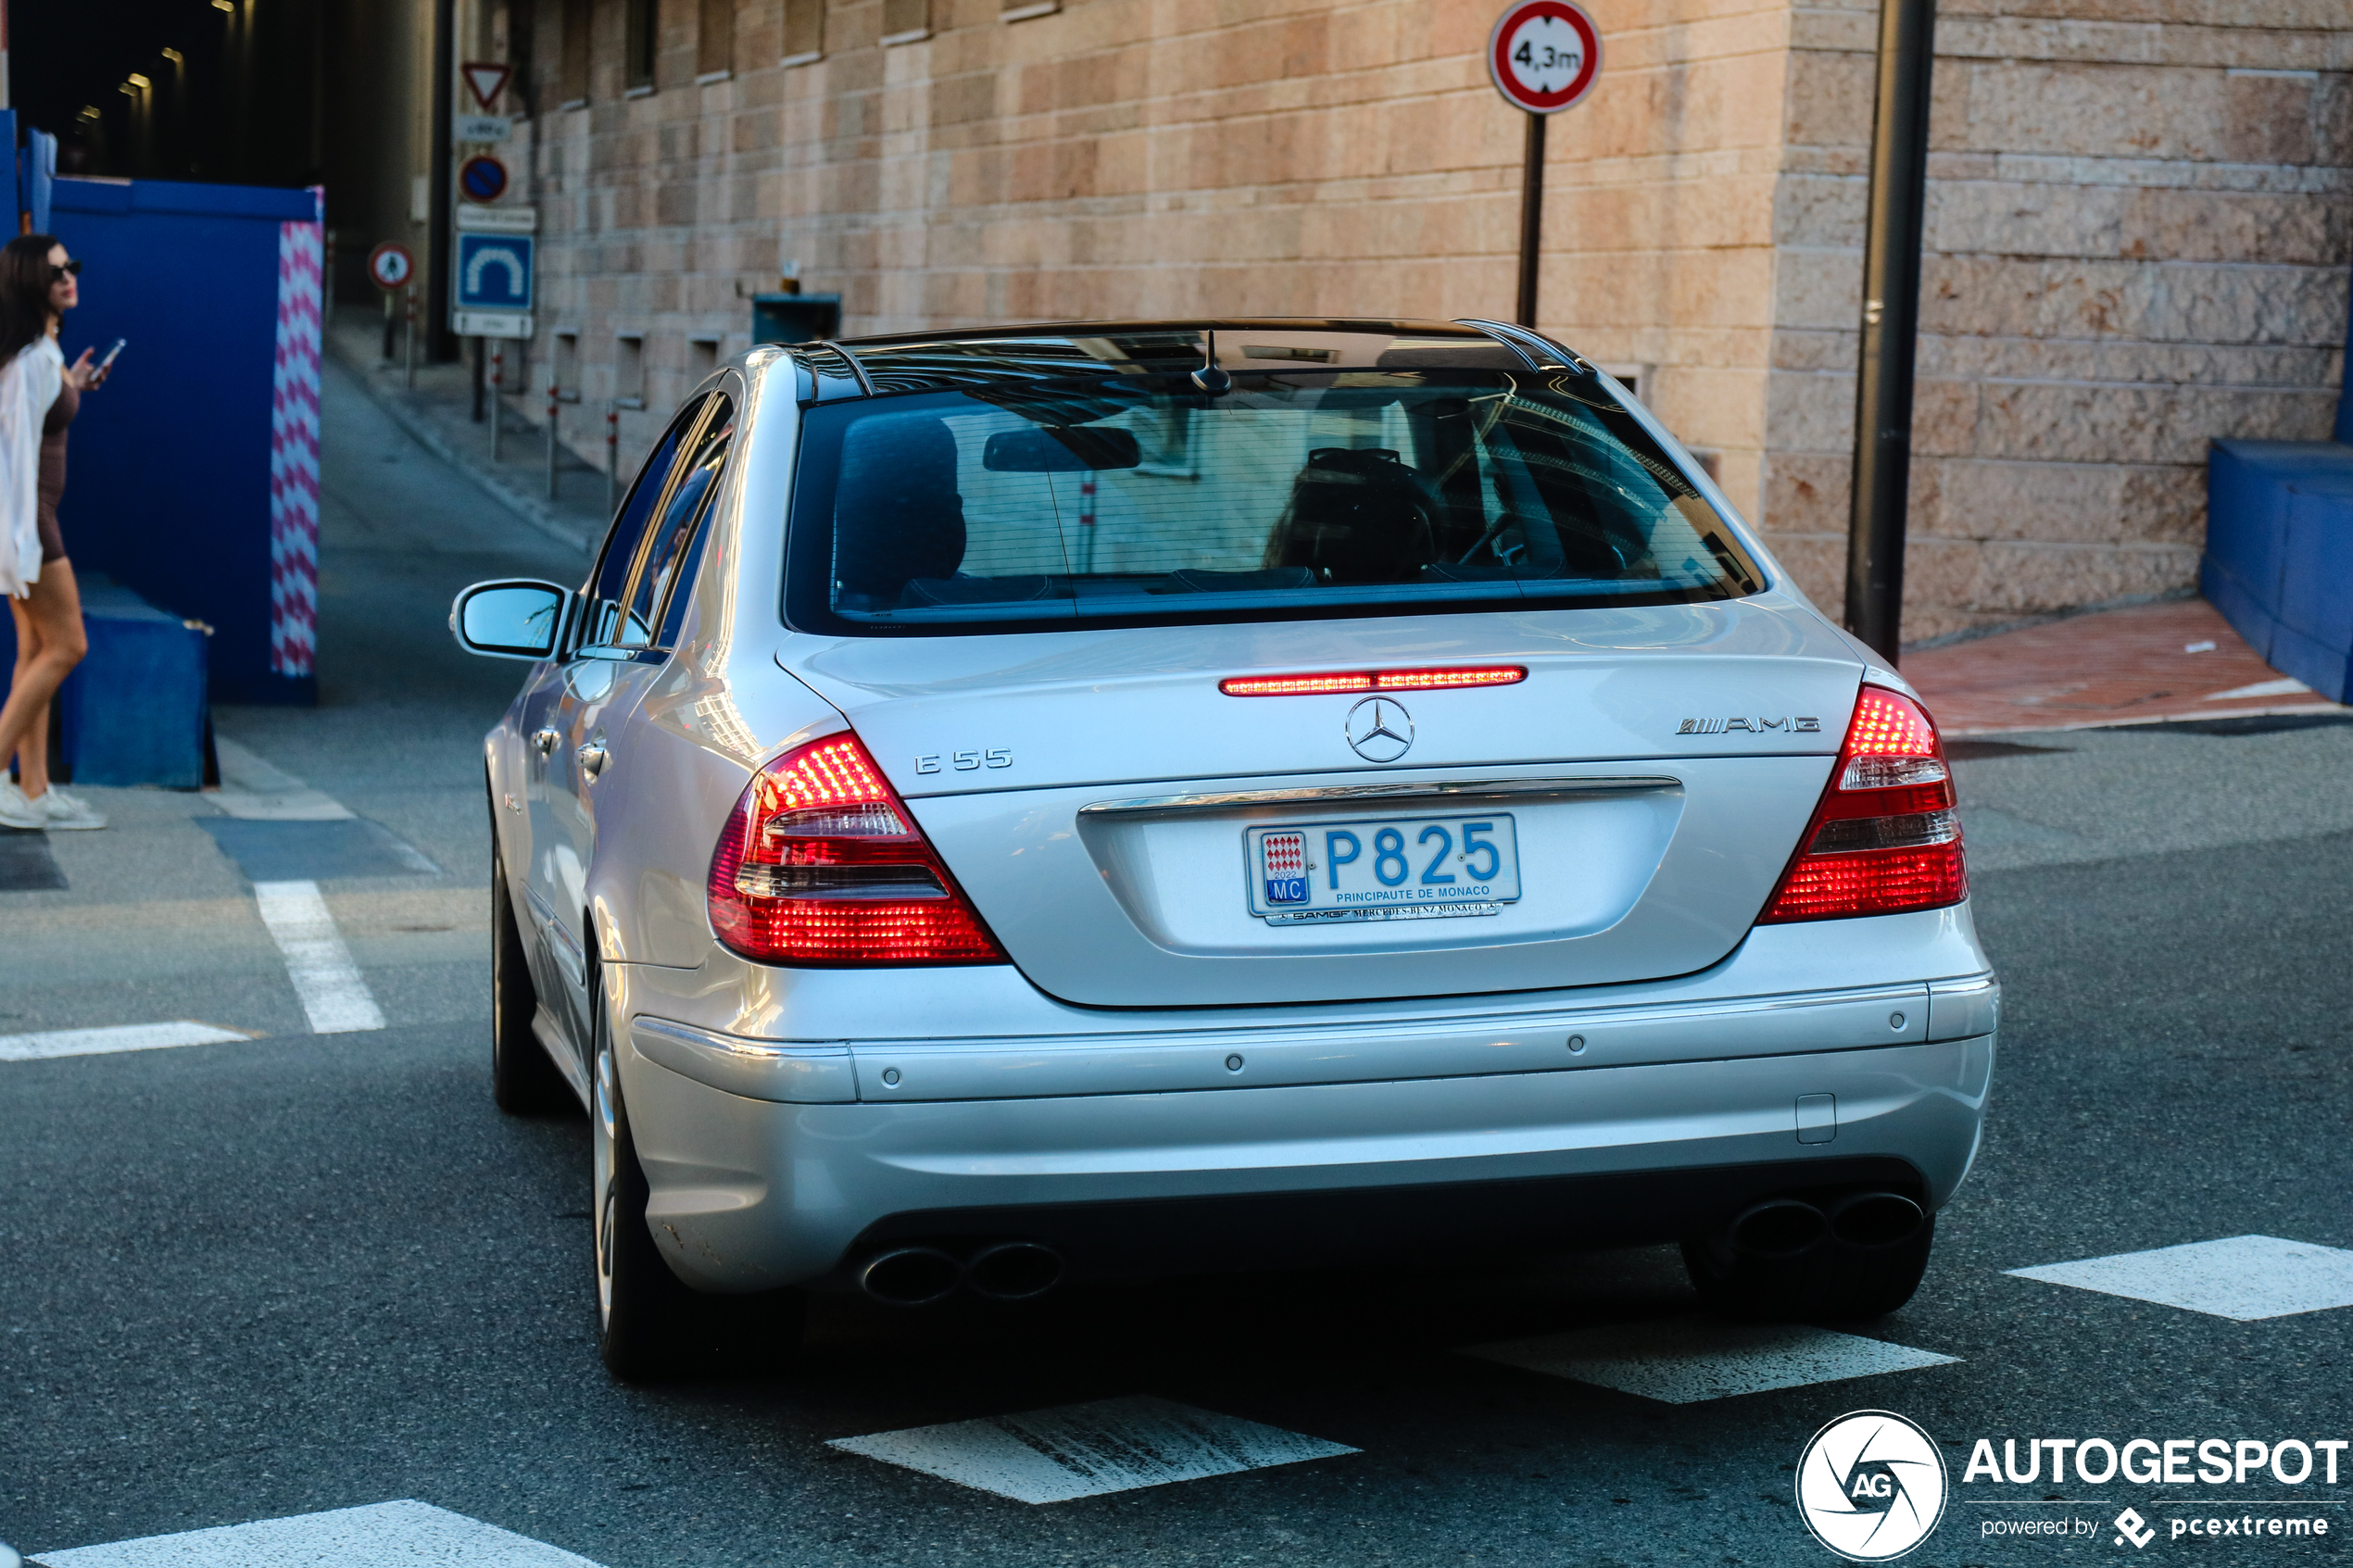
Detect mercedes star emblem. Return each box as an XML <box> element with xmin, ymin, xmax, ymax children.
<box><xmin>1344</xmin><ymin>696</ymin><xmax>1414</xmax><ymax>762</ymax></box>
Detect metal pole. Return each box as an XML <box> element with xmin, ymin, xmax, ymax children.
<box><xmin>546</xmin><ymin>381</ymin><xmax>560</xmax><ymax>499</ymax></box>
<box><xmin>382</xmin><ymin>289</ymin><xmax>396</xmax><ymax>359</ymax></box>
<box><xmin>426</xmin><ymin>0</ymin><xmax>458</xmax><ymax>361</ymax></box>
<box><xmin>605</xmin><ymin>404</ymin><xmax>620</xmax><ymax>516</ymax></box>
<box><xmin>1515</xmin><ymin>111</ymin><xmax>1546</xmax><ymax>330</ymax></box>
<box><xmin>403</xmin><ymin>285</ymin><xmax>416</xmax><ymax>389</ymax></box>
<box><xmin>489</xmin><ymin>345</ymin><xmax>504</xmax><ymax>460</ymax></box>
<box><xmin>471</xmin><ymin>336</ymin><xmax>485</xmax><ymax>421</ymax></box>
<box><xmin>1843</xmin><ymin>0</ymin><xmax>1939</xmax><ymax>663</ymax></box>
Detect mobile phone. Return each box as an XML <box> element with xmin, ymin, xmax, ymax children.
<box><xmin>97</xmin><ymin>338</ymin><xmax>126</xmax><ymax>372</ymax></box>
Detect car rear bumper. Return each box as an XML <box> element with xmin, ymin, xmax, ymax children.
<box><xmin>620</xmin><ymin>1022</ymin><xmax>1995</xmax><ymax>1292</ymax></box>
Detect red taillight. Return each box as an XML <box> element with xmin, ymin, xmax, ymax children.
<box><xmin>706</xmin><ymin>734</ymin><xmax>1006</xmax><ymax>966</ymax></box>
<box><xmin>1757</xmin><ymin>685</ymin><xmax>1967</xmax><ymax>923</ymax></box>
<box><xmin>1220</xmin><ymin>666</ymin><xmax>1526</xmax><ymax>696</ymax></box>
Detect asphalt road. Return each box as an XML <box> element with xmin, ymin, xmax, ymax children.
<box><xmin>4</xmin><ymin>358</ymin><xmax>2351</xmax><ymax>1567</ymax></box>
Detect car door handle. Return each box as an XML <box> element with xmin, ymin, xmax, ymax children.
<box><xmin>576</xmin><ymin>741</ymin><xmax>608</xmax><ymax>780</ymax></box>
<box><xmin>533</xmin><ymin>727</ymin><xmax>560</xmax><ymax>756</ymax></box>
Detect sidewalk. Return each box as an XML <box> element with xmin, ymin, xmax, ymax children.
<box><xmin>1904</xmin><ymin>597</ymin><xmax>2348</xmax><ymax>735</ymax></box>
<box><xmin>323</xmin><ymin>307</ymin><xmax>610</xmax><ymax>556</ymax></box>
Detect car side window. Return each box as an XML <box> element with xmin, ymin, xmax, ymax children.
<box><xmin>618</xmin><ymin>395</ymin><xmax>735</xmax><ymax>648</ymax></box>
<box><xmin>649</xmin><ymin>403</ymin><xmax>736</xmax><ymax>648</ymax></box>
<box><xmin>585</xmin><ymin>395</ymin><xmax>706</xmax><ymax>646</ymax></box>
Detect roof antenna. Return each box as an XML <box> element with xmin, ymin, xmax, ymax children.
<box><xmin>1190</xmin><ymin>328</ymin><xmax>1231</xmax><ymax>395</ymax></box>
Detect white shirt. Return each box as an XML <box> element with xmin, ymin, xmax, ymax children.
<box><xmin>0</xmin><ymin>335</ymin><xmax>62</xmax><ymax>598</ymax></box>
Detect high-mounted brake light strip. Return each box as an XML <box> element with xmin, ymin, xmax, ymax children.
<box><xmin>1220</xmin><ymin>666</ymin><xmax>1527</xmax><ymax>697</ymax></box>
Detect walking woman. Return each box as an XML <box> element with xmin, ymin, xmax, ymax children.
<box><xmin>0</xmin><ymin>234</ymin><xmax>107</xmax><ymax>830</ymax></box>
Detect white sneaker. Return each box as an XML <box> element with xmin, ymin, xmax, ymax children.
<box><xmin>36</xmin><ymin>786</ymin><xmax>106</xmax><ymax>830</ymax></box>
<box><xmin>0</xmin><ymin>780</ymin><xmax>44</xmax><ymax>830</ymax></box>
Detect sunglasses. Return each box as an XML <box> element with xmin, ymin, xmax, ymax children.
<box><xmin>49</xmin><ymin>260</ymin><xmax>81</xmax><ymax>281</ymax></box>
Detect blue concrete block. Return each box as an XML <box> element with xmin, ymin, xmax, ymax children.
<box><xmin>2266</xmin><ymin>621</ymin><xmax>2353</xmax><ymax>707</ymax></box>
<box><xmin>2203</xmin><ymin>440</ymin><xmax>2353</xmax><ymax>695</ymax></box>
<box><xmin>58</xmin><ymin>576</ymin><xmax>211</xmax><ymax>788</ymax></box>
<box><xmin>2277</xmin><ymin>476</ymin><xmax>2353</xmax><ymax>660</ymax></box>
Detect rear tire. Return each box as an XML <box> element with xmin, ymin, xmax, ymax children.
<box><xmin>593</xmin><ymin>994</ymin><xmax>702</xmax><ymax>1380</ymax></box>
<box><xmin>591</xmin><ymin>991</ymin><xmax>806</xmax><ymax>1380</ymax></box>
<box><xmin>491</xmin><ymin>843</ymin><xmax>570</xmax><ymax>1115</ymax></box>
<box><xmin>1682</xmin><ymin>1211</ymin><xmax>1935</xmax><ymax>1322</ymax></box>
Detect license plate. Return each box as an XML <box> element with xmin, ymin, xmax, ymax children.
<box><xmin>1244</xmin><ymin>813</ymin><xmax>1522</xmax><ymax>924</ymax></box>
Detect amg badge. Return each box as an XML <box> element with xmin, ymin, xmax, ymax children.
<box><xmin>1680</xmin><ymin>716</ymin><xmax>1820</xmax><ymax>735</ymax></box>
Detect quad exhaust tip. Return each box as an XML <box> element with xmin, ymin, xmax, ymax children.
<box><xmin>1827</xmin><ymin>1190</ymin><xmax>1925</xmax><ymax>1249</ymax></box>
<box><xmin>858</xmin><ymin>1246</ymin><xmax>962</xmax><ymax>1308</ymax></box>
<box><xmin>967</xmin><ymin>1240</ymin><xmax>1064</xmax><ymax>1301</ymax></box>
<box><xmin>1726</xmin><ymin>1190</ymin><xmax>1923</xmax><ymax>1258</ymax></box>
<box><xmin>856</xmin><ymin>1240</ymin><xmax>1066</xmax><ymax>1306</ymax></box>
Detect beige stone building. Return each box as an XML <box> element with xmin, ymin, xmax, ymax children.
<box><xmin>448</xmin><ymin>0</ymin><xmax>2350</xmax><ymax>643</ymax></box>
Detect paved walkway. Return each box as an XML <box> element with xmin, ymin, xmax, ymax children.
<box><xmin>1906</xmin><ymin>597</ymin><xmax>2347</xmax><ymax>735</ymax></box>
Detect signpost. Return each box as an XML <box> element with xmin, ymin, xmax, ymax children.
<box><xmin>1486</xmin><ymin>0</ymin><xmax>1602</xmax><ymax>328</ymax></box>
<box><xmin>452</xmin><ymin>207</ymin><xmax>536</xmax><ymax>341</ymax></box>
<box><xmin>461</xmin><ymin>62</ymin><xmax>512</xmax><ymax>112</ymax></box>
<box><xmin>459</xmin><ymin>154</ymin><xmax>510</xmax><ymax>204</ymax></box>
<box><xmin>367</xmin><ymin>243</ymin><xmax>419</xmax><ymax>386</ymax></box>
<box><xmin>365</xmin><ymin>242</ymin><xmax>413</xmax><ymax>292</ymax></box>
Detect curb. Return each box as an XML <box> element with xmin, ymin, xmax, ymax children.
<box><xmin>324</xmin><ymin>337</ymin><xmax>598</xmax><ymax>556</ymax></box>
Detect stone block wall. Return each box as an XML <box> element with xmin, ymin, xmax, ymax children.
<box><xmin>1761</xmin><ymin>0</ymin><xmax>2352</xmax><ymax>640</ymax></box>
<box><xmin>510</xmin><ymin>0</ymin><xmax>2350</xmax><ymax>644</ymax></box>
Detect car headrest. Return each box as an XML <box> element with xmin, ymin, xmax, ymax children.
<box><xmin>833</xmin><ymin>413</ymin><xmax>967</xmax><ymax>599</ymax></box>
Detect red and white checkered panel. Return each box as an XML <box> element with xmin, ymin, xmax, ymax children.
<box><xmin>269</xmin><ymin>198</ymin><xmax>323</xmax><ymax>679</ymax></box>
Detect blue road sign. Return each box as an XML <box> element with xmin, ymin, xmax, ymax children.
<box><xmin>456</xmin><ymin>232</ymin><xmax>534</xmax><ymax>312</ymax></box>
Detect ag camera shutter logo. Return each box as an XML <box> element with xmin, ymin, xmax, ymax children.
<box><xmin>1796</xmin><ymin>1411</ymin><xmax>1948</xmax><ymax>1561</ymax></box>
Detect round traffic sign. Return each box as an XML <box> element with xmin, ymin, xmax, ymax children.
<box><xmin>1488</xmin><ymin>0</ymin><xmax>1602</xmax><ymax>114</ymax></box>
<box><xmin>459</xmin><ymin>155</ymin><xmax>510</xmax><ymax>203</ymax></box>
<box><xmin>366</xmin><ymin>242</ymin><xmax>414</xmax><ymax>292</ymax></box>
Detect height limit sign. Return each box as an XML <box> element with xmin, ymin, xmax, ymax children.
<box><xmin>1488</xmin><ymin>0</ymin><xmax>1601</xmax><ymax>114</ymax></box>
<box><xmin>1488</xmin><ymin>0</ymin><xmax>1601</xmax><ymax>330</ymax></box>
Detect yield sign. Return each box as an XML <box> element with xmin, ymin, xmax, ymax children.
<box><xmin>461</xmin><ymin>61</ymin><xmax>513</xmax><ymax>113</ymax></box>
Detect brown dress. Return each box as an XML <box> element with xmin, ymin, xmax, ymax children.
<box><xmin>35</xmin><ymin>376</ymin><xmax>77</xmax><ymax>564</ymax></box>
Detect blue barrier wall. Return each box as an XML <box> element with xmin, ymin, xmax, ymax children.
<box><xmin>50</xmin><ymin>176</ymin><xmax>318</xmax><ymax>704</ymax></box>
<box><xmin>2204</xmin><ymin>442</ymin><xmax>2353</xmax><ymax>704</ymax></box>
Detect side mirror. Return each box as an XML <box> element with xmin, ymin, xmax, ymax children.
<box><xmin>982</xmin><ymin>425</ymin><xmax>1141</xmax><ymax>472</ymax></box>
<box><xmin>451</xmin><ymin>579</ymin><xmax>568</xmax><ymax>660</ymax></box>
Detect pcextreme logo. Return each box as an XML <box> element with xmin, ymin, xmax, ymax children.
<box><xmin>1797</xmin><ymin>1411</ymin><xmax>1950</xmax><ymax>1562</ymax></box>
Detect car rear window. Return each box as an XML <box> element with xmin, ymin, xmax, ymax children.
<box><xmin>783</xmin><ymin>370</ymin><xmax>1764</xmax><ymax>636</ymax></box>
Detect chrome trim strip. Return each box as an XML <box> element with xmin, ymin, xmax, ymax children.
<box><xmin>1079</xmin><ymin>775</ymin><xmax>1680</xmax><ymax>817</ymax></box>
<box><xmin>812</xmin><ymin>339</ymin><xmax>875</xmax><ymax>395</ymax></box>
<box><xmin>630</xmin><ymin>1016</ymin><xmax>857</xmax><ymax>1104</ymax></box>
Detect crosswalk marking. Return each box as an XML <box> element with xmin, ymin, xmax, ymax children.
<box><xmin>827</xmin><ymin>1395</ymin><xmax>1358</xmax><ymax>1503</ymax></box>
<box><xmin>0</xmin><ymin>1021</ymin><xmax>252</xmax><ymax>1062</ymax></box>
<box><xmin>1460</xmin><ymin>1317</ymin><xmax>1960</xmax><ymax>1403</ymax></box>
<box><xmin>254</xmin><ymin>880</ymin><xmax>385</xmax><ymax>1034</ymax></box>
<box><xmin>211</xmin><ymin>736</ymin><xmax>355</xmax><ymax>822</ymax></box>
<box><xmin>2007</xmin><ymin>1235</ymin><xmax>2353</xmax><ymax>1321</ymax></box>
<box><xmin>31</xmin><ymin>1500</ymin><xmax>602</xmax><ymax>1568</ymax></box>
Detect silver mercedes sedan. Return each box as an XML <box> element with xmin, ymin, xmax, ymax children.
<box><xmin>452</xmin><ymin>320</ymin><xmax>1996</xmax><ymax>1379</ymax></box>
